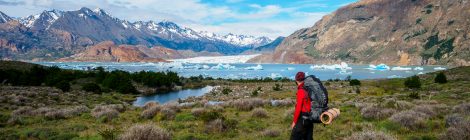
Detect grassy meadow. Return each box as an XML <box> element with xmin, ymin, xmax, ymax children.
<box><xmin>0</xmin><ymin>61</ymin><xmax>469</xmax><ymax>140</ymax></box>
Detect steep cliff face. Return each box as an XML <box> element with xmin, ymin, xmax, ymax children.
<box><xmin>251</xmin><ymin>0</ymin><xmax>470</xmax><ymax>66</ymax></box>
<box><xmin>59</xmin><ymin>41</ymin><xmax>167</xmax><ymax>62</ymax></box>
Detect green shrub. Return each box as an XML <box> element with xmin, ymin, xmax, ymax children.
<box><xmin>175</xmin><ymin>113</ymin><xmax>196</xmax><ymax>122</ymax></box>
<box><xmin>54</xmin><ymin>81</ymin><xmax>71</xmax><ymax>92</ymax></box>
<box><xmin>82</xmin><ymin>83</ymin><xmax>102</xmax><ymax>94</ymax></box>
<box><xmin>272</xmin><ymin>83</ymin><xmax>282</xmax><ymax>91</ymax></box>
<box><xmin>49</xmin><ymin>133</ymin><xmax>79</xmax><ymax>140</ymax></box>
<box><xmin>98</xmin><ymin>128</ymin><xmax>120</xmax><ymax>140</ymax></box>
<box><xmin>404</xmin><ymin>75</ymin><xmax>421</xmax><ymax>89</ymax></box>
<box><xmin>434</xmin><ymin>72</ymin><xmax>448</xmax><ymax>84</ymax></box>
<box><xmin>349</xmin><ymin>79</ymin><xmax>361</xmax><ymax>86</ymax></box>
<box><xmin>222</xmin><ymin>88</ymin><xmax>232</xmax><ymax>95</ymax></box>
<box><xmin>199</xmin><ymin>110</ymin><xmax>223</xmax><ymax>122</ymax></box>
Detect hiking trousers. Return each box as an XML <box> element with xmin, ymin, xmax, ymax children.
<box><xmin>291</xmin><ymin>115</ymin><xmax>313</xmax><ymax>140</ymax></box>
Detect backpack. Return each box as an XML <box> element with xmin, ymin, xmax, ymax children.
<box><xmin>303</xmin><ymin>75</ymin><xmax>329</xmax><ymax>123</ymax></box>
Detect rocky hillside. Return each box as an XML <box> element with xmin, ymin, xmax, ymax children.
<box><xmin>0</xmin><ymin>8</ymin><xmax>274</xmax><ymax>61</ymax></box>
<box><xmin>250</xmin><ymin>0</ymin><xmax>470</xmax><ymax>66</ymax></box>
<box><xmin>58</xmin><ymin>41</ymin><xmax>167</xmax><ymax>62</ymax></box>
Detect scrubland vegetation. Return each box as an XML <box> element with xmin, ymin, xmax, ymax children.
<box><xmin>0</xmin><ymin>61</ymin><xmax>469</xmax><ymax>140</ymax></box>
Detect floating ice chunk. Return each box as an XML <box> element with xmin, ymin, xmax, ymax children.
<box><xmin>211</xmin><ymin>63</ymin><xmax>236</xmax><ymax>70</ymax></box>
<box><xmin>270</xmin><ymin>73</ymin><xmax>283</xmax><ymax>80</ymax></box>
<box><xmin>417</xmin><ymin>72</ymin><xmax>425</xmax><ymax>75</ymax></box>
<box><xmin>387</xmin><ymin>75</ymin><xmax>403</xmax><ymax>79</ymax></box>
<box><xmin>434</xmin><ymin>67</ymin><xmax>447</xmax><ymax>70</ymax></box>
<box><xmin>202</xmin><ymin>65</ymin><xmax>210</xmax><ymax>69</ymax></box>
<box><xmin>368</xmin><ymin>64</ymin><xmax>390</xmax><ymax>71</ymax></box>
<box><xmin>413</xmin><ymin>67</ymin><xmax>424</xmax><ymax>71</ymax></box>
<box><xmin>287</xmin><ymin>67</ymin><xmax>295</xmax><ymax>71</ymax></box>
<box><xmin>391</xmin><ymin>66</ymin><xmax>412</xmax><ymax>71</ymax></box>
<box><xmin>338</xmin><ymin>70</ymin><xmax>352</xmax><ymax>75</ymax></box>
<box><xmin>311</xmin><ymin>62</ymin><xmax>352</xmax><ymax>70</ymax></box>
<box><xmin>245</xmin><ymin>64</ymin><xmax>263</xmax><ymax>70</ymax></box>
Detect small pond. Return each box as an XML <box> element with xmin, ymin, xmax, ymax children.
<box><xmin>133</xmin><ymin>86</ymin><xmax>214</xmax><ymax>106</ymax></box>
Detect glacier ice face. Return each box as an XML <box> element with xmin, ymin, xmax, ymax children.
<box><xmin>244</xmin><ymin>64</ymin><xmax>263</xmax><ymax>70</ymax></box>
<box><xmin>391</xmin><ymin>66</ymin><xmax>412</xmax><ymax>71</ymax></box>
<box><xmin>171</xmin><ymin>54</ymin><xmax>260</xmax><ymax>64</ymax></box>
<box><xmin>368</xmin><ymin>64</ymin><xmax>390</xmax><ymax>71</ymax></box>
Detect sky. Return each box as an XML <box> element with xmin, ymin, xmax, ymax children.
<box><xmin>0</xmin><ymin>0</ymin><xmax>358</xmax><ymax>38</ymax></box>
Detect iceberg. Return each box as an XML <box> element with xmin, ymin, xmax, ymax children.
<box><xmin>368</xmin><ymin>64</ymin><xmax>390</xmax><ymax>71</ymax></box>
<box><xmin>270</xmin><ymin>73</ymin><xmax>283</xmax><ymax>80</ymax></box>
<box><xmin>417</xmin><ymin>72</ymin><xmax>425</xmax><ymax>75</ymax></box>
<box><xmin>311</xmin><ymin>62</ymin><xmax>352</xmax><ymax>70</ymax></box>
<box><xmin>387</xmin><ymin>75</ymin><xmax>403</xmax><ymax>79</ymax></box>
<box><xmin>211</xmin><ymin>63</ymin><xmax>236</xmax><ymax>70</ymax></box>
<box><xmin>434</xmin><ymin>67</ymin><xmax>447</xmax><ymax>70</ymax></box>
<box><xmin>245</xmin><ymin>64</ymin><xmax>263</xmax><ymax>70</ymax></box>
<box><xmin>391</xmin><ymin>66</ymin><xmax>412</xmax><ymax>71</ymax></box>
<box><xmin>338</xmin><ymin>70</ymin><xmax>352</xmax><ymax>75</ymax></box>
<box><xmin>287</xmin><ymin>67</ymin><xmax>295</xmax><ymax>71</ymax></box>
<box><xmin>413</xmin><ymin>67</ymin><xmax>424</xmax><ymax>71</ymax></box>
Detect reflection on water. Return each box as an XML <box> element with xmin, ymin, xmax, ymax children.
<box><xmin>133</xmin><ymin>86</ymin><xmax>214</xmax><ymax>106</ymax></box>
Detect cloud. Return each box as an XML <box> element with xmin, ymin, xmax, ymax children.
<box><xmin>0</xmin><ymin>0</ymin><xmax>24</xmax><ymax>5</ymax></box>
<box><xmin>0</xmin><ymin>0</ymin><xmax>331</xmax><ymax>38</ymax></box>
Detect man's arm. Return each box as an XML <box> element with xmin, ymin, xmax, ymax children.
<box><xmin>292</xmin><ymin>91</ymin><xmax>303</xmax><ymax>127</ymax></box>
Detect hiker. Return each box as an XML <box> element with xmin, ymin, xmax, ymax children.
<box><xmin>291</xmin><ymin>72</ymin><xmax>313</xmax><ymax>140</ymax></box>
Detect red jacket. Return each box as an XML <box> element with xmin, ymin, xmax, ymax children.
<box><xmin>293</xmin><ymin>82</ymin><xmax>311</xmax><ymax>124</ymax></box>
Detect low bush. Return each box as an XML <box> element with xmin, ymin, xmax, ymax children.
<box><xmin>350</xmin><ymin>79</ymin><xmax>361</xmax><ymax>86</ymax></box>
<box><xmin>191</xmin><ymin>108</ymin><xmax>206</xmax><ymax>117</ymax></box>
<box><xmin>91</xmin><ymin>105</ymin><xmax>120</xmax><ymax>122</ymax></box>
<box><xmin>434</xmin><ymin>72</ymin><xmax>448</xmax><ymax>84</ymax></box>
<box><xmin>120</xmin><ymin>123</ymin><xmax>171</xmax><ymax>140</ymax></box>
<box><xmin>389</xmin><ymin>110</ymin><xmax>428</xmax><ymax>130</ymax></box>
<box><xmin>222</xmin><ymin>88</ymin><xmax>232</xmax><ymax>95</ymax></box>
<box><xmin>404</xmin><ymin>75</ymin><xmax>421</xmax><ymax>89</ymax></box>
<box><xmin>261</xmin><ymin>129</ymin><xmax>280</xmax><ymax>137</ymax></box>
<box><xmin>82</xmin><ymin>83</ymin><xmax>102</xmax><ymax>94</ymax></box>
<box><xmin>440</xmin><ymin>121</ymin><xmax>470</xmax><ymax>140</ymax></box>
<box><xmin>251</xmin><ymin>108</ymin><xmax>268</xmax><ymax>118</ymax></box>
<box><xmin>205</xmin><ymin>119</ymin><xmax>226</xmax><ymax>133</ymax></box>
<box><xmin>360</xmin><ymin>106</ymin><xmax>396</xmax><ymax>120</ymax></box>
<box><xmin>142</xmin><ymin>102</ymin><xmax>159</xmax><ymax>110</ymax></box>
<box><xmin>452</xmin><ymin>103</ymin><xmax>470</xmax><ymax>115</ymax></box>
<box><xmin>55</xmin><ymin>81</ymin><xmax>71</xmax><ymax>92</ymax></box>
<box><xmin>445</xmin><ymin>114</ymin><xmax>464</xmax><ymax>128</ymax></box>
<box><xmin>160</xmin><ymin>108</ymin><xmax>176</xmax><ymax>120</ymax></box>
<box><xmin>199</xmin><ymin>110</ymin><xmax>223</xmax><ymax>122</ymax></box>
<box><xmin>11</xmin><ymin>106</ymin><xmax>33</xmax><ymax>117</ymax></box>
<box><xmin>231</xmin><ymin>98</ymin><xmax>268</xmax><ymax>111</ymax></box>
<box><xmin>346</xmin><ymin>130</ymin><xmax>395</xmax><ymax>140</ymax></box>
<box><xmin>272</xmin><ymin>83</ymin><xmax>282</xmax><ymax>91</ymax></box>
<box><xmin>141</xmin><ymin>105</ymin><xmax>161</xmax><ymax>119</ymax></box>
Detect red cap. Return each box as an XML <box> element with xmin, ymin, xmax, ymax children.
<box><xmin>295</xmin><ymin>72</ymin><xmax>305</xmax><ymax>81</ymax></box>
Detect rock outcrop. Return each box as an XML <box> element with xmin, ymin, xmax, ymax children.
<box><xmin>250</xmin><ymin>0</ymin><xmax>470</xmax><ymax>66</ymax></box>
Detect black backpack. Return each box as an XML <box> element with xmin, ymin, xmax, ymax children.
<box><xmin>303</xmin><ymin>75</ymin><xmax>329</xmax><ymax>123</ymax></box>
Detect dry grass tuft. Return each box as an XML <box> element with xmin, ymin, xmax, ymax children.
<box><xmin>92</xmin><ymin>105</ymin><xmax>120</xmax><ymax>121</ymax></box>
<box><xmin>140</xmin><ymin>105</ymin><xmax>161</xmax><ymax>119</ymax></box>
<box><xmin>261</xmin><ymin>129</ymin><xmax>280</xmax><ymax>137</ymax></box>
<box><xmin>251</xmin><ymin>108</ymin><xmax>268</xmax><ymax>118</ymax></box>
<box><xmin>191</xmin><ymin>108</ymin><xmax>206</xmax><ymax>117</ymax></box>
<box><xmin>119</xmin><ymin>123</ymin><xmax>171</xmax><ymax>140</ymax></box>
<box><xmin>360</xmin><ymin>106</ymin><xmax>396</xmax><ymax>120</ymax></box>
<box><xmin>346</xmin><ymin>130</ymin><xmax>396</xmax><ymax>140</ymax></box>
<box><xmin>440</xmin><ymin>121</ymin><xmax>470</xmax><ymax>140</ymax></box>
<box><xmin>142</xmin><ymin>102</ymin><xmax>159</xmax><ymax>110</ymax></box>
<box><xmin>452</xmin><ymin>103</ymin><xmax>470</xmax><ymax>115</ymax></box>
<box><xmin>231</xmin><ymin>98</ymin><xmax>269</xmax><ymax>111</ymax></box>
<box><xmin>389</xmin><ymin>110</ymin><xmax>428</xmax><ymax>130</ymax></box>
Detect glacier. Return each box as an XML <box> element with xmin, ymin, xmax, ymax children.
<box><xmin>171</xmin><ymin>54</ymin><xmax>260</xmax><ymax>64</ymax></box>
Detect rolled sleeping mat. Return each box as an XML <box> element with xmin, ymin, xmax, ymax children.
<box><xmin>320</xmin><ymin>108</ymin><xmax>340</xmax><ymax>125</ymax></box>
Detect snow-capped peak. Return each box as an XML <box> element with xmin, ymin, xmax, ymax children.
<box><xmin>0</xmin><ymin>11</ymin><xmax>13</xmax><ymax>23</ymax></box>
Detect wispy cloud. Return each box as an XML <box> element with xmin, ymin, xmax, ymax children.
<box><xmin>0</xmin><ymin>0</ymin><xmax>355</xmax><ymax>38</ymax></box>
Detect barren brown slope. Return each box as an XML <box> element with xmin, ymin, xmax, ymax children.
<box><xmin>58</xmin><ymin>41</ymin><xmax>167</xmax><ymax>62</ymax></box>
<box><xmin>250</xmin><ymin>0</ymin><xmax>470</xmax><ymax>66</ymax></box>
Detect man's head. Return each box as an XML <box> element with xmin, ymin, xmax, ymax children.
<box><xmin>295</xmin><ymin>72</ymin><xmax>305</xmax><ymax>85</ymax></box>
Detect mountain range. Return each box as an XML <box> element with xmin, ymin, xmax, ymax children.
<box><xmin>249</xmin><ymin>0</ymin><xmax>470</xmax><ymax>66</ymax></box>
<box><xmin>0</xmin><ymin>7</ymin><xmax>275</xmax><ymax>61</ymax></box>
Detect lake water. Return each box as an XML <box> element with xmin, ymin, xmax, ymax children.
<box><xmin>34</xmin><ymin>62</ymin><xmax>447</xmax><ymax>80</ymax></box>
<box><xmin>33</xmin><ymin>62</ymin><xmax>448</xmax><ymax>105</ymax></box>
<box><xmin>133</xmin><ymin>86</ymin><xmax>214</xmax><ymax>106</ymax></box>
